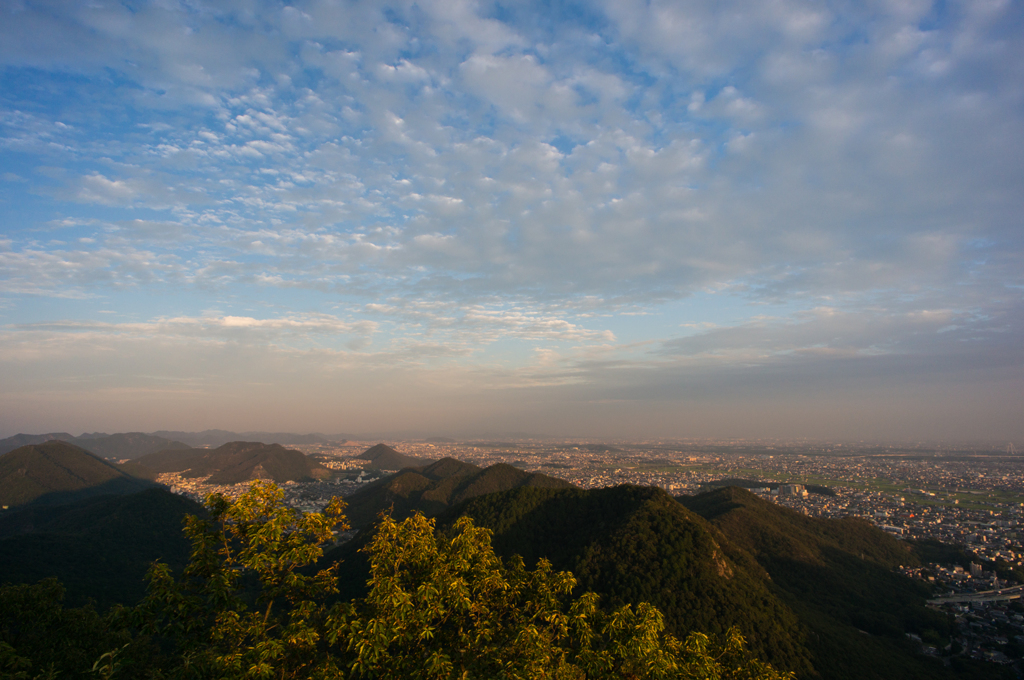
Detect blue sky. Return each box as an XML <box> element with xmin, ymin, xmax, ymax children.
<box><xmin>1</xmin><ymin>0</ymin><xmax>1022</xmax><ymax>443</ymax></box>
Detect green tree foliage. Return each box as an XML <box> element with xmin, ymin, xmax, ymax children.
<box><xmin>332</xmin><ymin>512</ymin><xmax>791</xmax><ymax>679</ymax></box>
<box><xmin>0</xmin><ymin>578</ymin><xmax>150</xmax><ymax>680</ymax></box>
<box><xmin>435</xmin><ymin>485</ymin><xmax>811</xmax><ymax>674</ymax></box>
<box><xmin>136</xmin><ymin>480</ymin><xmax>347</xmax><ymax>679</ymax></box>
<box><xmin>2</xmin><ymin>482</ymin><xmax>791</xmax><ymax>680</ymax></box>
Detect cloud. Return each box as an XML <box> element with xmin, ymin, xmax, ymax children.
<box><xmin>0</xmin><ymin>0</ymin><xmax>1021</xmax><ymax>440</ymax></box>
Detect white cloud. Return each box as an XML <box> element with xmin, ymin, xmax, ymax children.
<box><xmin>0</xmin><ymin>0</ymin><xmax>1021</xmax><ymax>439</ymax></box>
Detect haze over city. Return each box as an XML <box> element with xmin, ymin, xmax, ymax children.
<box><xmin>1</xmin><ymin>0</ymin><xmax>1021</xmax><ymax>443</ymax></box>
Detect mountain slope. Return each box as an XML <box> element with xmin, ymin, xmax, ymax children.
<box><xmin>0</xmin><ymin>487</ymin><xmax>202</xmax><ymax>608</ymax></box>
<box><xmin>342</xmin><ymin>457</ymin><xmax>572</xmax><ymax>529</ymax></box>
<box><xmin>437</xmin><ymin>484</ymin><xmax>813</xmax><ymax>676</ymax></box>
<box><xmin>679</xmin><ymin>487</ymin><xmax>960</xmax><ymax>680</ymax></box>
<box><xmin>133</xmin><ymin>441</ymin><xmax>333</xmax><ymax>484</ymax></box>
<box><xmin>355</xmin><ymin>443</ymin><xmax>430</xmax><ymax>470</ymax></box>
<box><xmin>0</xmin><ymin>441</ymin><xmax>155</xmax><ymax>507</ymax></box>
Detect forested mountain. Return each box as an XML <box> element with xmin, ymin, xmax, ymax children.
<box><xmin>433</xmin><ymin>484</ymin><xmax>814</xmax><ymax>676</ymax></box>
<box><xmin>341</xmin><ymin>457</ymin><xmax>572</xmax><ymax>529</ymax></box>
<box><xmin>355</xmin><ymin>442</ymin><xmax>431</xmax><ymax>470</ymax></box>
<box><xmin>0</xmin><ymin>487</ymin><xmax>202</xmax><ymax>608</ymax></box>
<box><xmin>427</xmin><ymin>484</ymin><xmax>998</xmax><ymax>680</ymax></box>
<box><xmin>132</xmin><ymin>441</ymin><xmax>333</xmax><ymax>483</ymax></box>
<box><xmin>679</xmin><ymin>487</ymin><xmax>966</xmax><ymax>680</ymax></box>
<box><xmin>0</xmin><ymin>441</ymin><xmax>155</xmax><ymax>507</ymax></box>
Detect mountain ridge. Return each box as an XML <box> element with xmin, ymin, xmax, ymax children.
<box><xmin>679</xmin><ymin>486</ymin><xmax>958</xmax><ymax>680</ymax></box>
<box><xmin>434</xmin><ymin>484</ymin><xmax>813</xmax><ymax>675</ymax></box>
<box><xmin>132</xmin><ymin>441</ymin><xmax>333</xmax><ymax>484</ymax></box>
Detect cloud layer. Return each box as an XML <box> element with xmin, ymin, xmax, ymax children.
<box><xmin>1</xmin><ymin>0</ymin><xmax>1022</xmax><ymax>442</ymax></box>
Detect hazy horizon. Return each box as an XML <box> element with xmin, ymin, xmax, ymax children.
<box><xmin>2</xmin><ymin>1</ymin><xmax>1022</xmax><ymax>444</ymax></box>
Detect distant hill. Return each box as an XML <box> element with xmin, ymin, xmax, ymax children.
<box><xmin>152</xmin><ymin>430</ymin><xmax>347</xmax><ymax>447</ymax></box>
<box><xmin>680</xmin><ymin>487</ymin><xmax>960</xmax><ymax>680</ymax></box>
<box><xmin>0</xmin><ymin>441</ymin><xmax>155</xmax><ymax>507</ymax></box>
<box><xmin>72</xmin><ymin>432</ymin><xmax>190</xmax><ymax>460</ymax></box>
<box><xmin>0</xmin><ymin>433</ymin><xmax>76</xmax><ymax>455</ymax></box>
<box><xmin>342</xmin><ymin>457</ymin><xmax>572</xmax><ymax>529</ymax></box>
<box><xmin>1</xmin><ymin>432</ymin><xmax>191</xmax><ymax>460</ymax></box>
<box><xmin>133</xmin><ymin>441</ymin><xmax>333</xmax><ymax>484</ymax></box>
<box><xmin>0</xmin><ymin>487</ymin><xmax>202</xmax><ymax>608</ymax></box>
<box><xmin>355</xmin><ymin>443</ymin><xmax>430</xmax><ymax>470</ymax></box>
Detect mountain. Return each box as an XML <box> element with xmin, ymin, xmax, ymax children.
<box><xmin>75</xmin><ymin>432</ymin><xmax>110</xmax><ymax>439</ymax></box>
<box><xmin>679</xmin><ymin>487</ymin><xmax>966</xmax><ymax>680</ymax></box>
<box><xmin>342</xmin><ymin>457</ymin><xmax>572</xmax><ymax>529</ymax></box>
<box><xmin>355</xmin><ymin>443</ymin><xmax>430</xmax><ymax>470</ymax></box>
<box><xmin>0</xmin><ymin>487</ymin><xmax>202</xmax><ymax>608</ymax></box>
<box><xmin>151</xmin><ymin>430</ymin><xmax>347</xmax><ymax>447</ymax></box>
<box><xmin>1</xmin><ymin>432</ymin><xmax>192</xmax><ymax>460</ymax></box>
<box><xmin>133</xmin><ymin>441</ymin><xmax>333</xmax><ymax>484</ymax></box>
<box><xmin>0</xmin><ymin>441</ymin><xmax>156</xmax><ymax>507</ymax></box>
<box><xmin>72</xmin><ymin>432</ymin><xmax>190</xmax><ymax>460</ymax></box>
<box><xmin>0</xmin><ymin>433</ymin><xmax>76</xmax><ymax>455</ymax></box>
<box><xmin>434</xmin><ymin>484</ymin><xmax>814</xmax><ymax>676</ymax></box>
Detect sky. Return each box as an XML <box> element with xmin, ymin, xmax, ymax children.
<box><xmin>0</xmin><ymin>0</ymin><xmax>1022</xmax><ymax>443</ymax></box>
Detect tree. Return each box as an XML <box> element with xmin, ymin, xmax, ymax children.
<box><xmin>137</xmin><ymin>480</ymin><xmax>346</xmax><ymax>679</ymax></box>
<box><xmin>132</xmin><ymin>481</ymin><xmax>792</xmax><ymax>679</ymax></box>
<box><xmin>331</xmin><ymin>512</ymin><xmax>791</xmax><ymax>680</ymax></box>
<box><xmin>0</xmin><ymin>578</ymin><xmax>148</xmax><ymax>680</ymax></box>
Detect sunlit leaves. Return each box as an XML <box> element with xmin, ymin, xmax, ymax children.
<box><xmin>133</xmin><ymin>481</ymin><xmax>789</xmax><ymax>680</ymax></box>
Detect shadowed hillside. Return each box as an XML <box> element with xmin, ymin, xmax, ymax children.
<box><xmin>133</xmin><ymin>441</ymin><xmax>333</xmax><ymax>484</ymax></box>
<box><xmin>679</xmin><ymin>487</ymin><xmax>972</xmax><ymax>680</ymax></box>
<box><xmin>0</xmin><ymin>441</ymin><xmax>155</xmax><ymax>507</ymax></box>
<box><xmin>0</xmin><ymin>487</ymin><xmax>202</xmax><ymax>608</ymax></box>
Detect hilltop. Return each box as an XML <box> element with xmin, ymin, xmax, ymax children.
<box><xmin>355</xmin><ymin>443</ymin><xmax>431</xmax><ymax>470</ymax></box>
<box><xmin>0</xmin><ymin>441</ymin><xmax>155</xmax><ymax>507</ymax></box>
<box><xmin>342</xmin><ymin>457</ymin><xmax>572</xmax><ymax>529</ymax></box>
<box><xmin>132</xmin><ymin>441</ymin><xmax>333</xmax><ymax>484</ymax></box>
